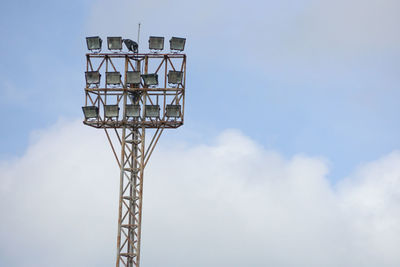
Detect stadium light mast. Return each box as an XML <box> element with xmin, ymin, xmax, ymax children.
<box><xmin>82</xmin><ymin>35</ymin><xmax>187</xmax><ymax>267</ymax></box>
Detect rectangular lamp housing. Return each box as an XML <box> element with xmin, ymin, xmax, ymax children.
<box><xmin>82</xmin><ymin>106</ymin><xmax>99</xmax><ymax>119</ymax></box>
<box><xmin>86</xmin><ymin>36</ymin><xmax>102</xmax><ymax>51</ymax></box>
<box><xmin>141</xmin><ymin>74</ymin><xmax>158</xmax><ymax>86</ymax></box>
<box><xmin>85</xmin><ymin>71</ymin><xmax>101</xmax><ymax>86</ymax></box>
<box><xmin>107</xmin><ymin>37</ymin><xmax>122</xmax><ymax>50</ymax></box>
<box><xmin>165</xmin><ymin>104</ymin><xmax>181</xmax><ymax>117</ymax></box>
<box><xmin>145</xmin><ymin>105</ymin><xmax>160</xmax><ymax>117</ymax></box>
<box><xmin>126</xmin><ymin>104</ymin><xmax>141</xmax><ymax>117</ymax></box>
<box><xmin>126</xmin><ymin>71</ymin><xmax>141</xmax><ymax>85</ymax></box>
<box><xmin>149</xmin><ymin>36</ymin><xmax>164</xmax><ymax>50</ymax></box>
<box><xmin>167</xmin><ymin>71</ymin><xmax>183</xmax><ymax>85</ymax></box>
<box><xmin>106</xmin><ymin>72</ymin><xmax>122</xmax><ymax>85</ymax></box>
<box><xmin>104</xmin><ymin>105</ymin><xmax>120</xmax><ymax>118</ymax></box>
<box><xmin>170</xmin><ymin>37</ymin><xmax>186</xmax><ymax>51</ymax></box>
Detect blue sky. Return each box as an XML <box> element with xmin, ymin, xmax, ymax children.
<box><xmin>0</xmin><ymin>0</ymin><xmax>88</xmax><ymax>156</ymax></box>
<box><xmin>1</xmin><ymin>1</ymin><xmax>400</xmax><ymax>266</ymax></box>
<box><xmin>1</xmin><ymin>0</ymin><xmax>399</xmax><ymax>181</ymax></box>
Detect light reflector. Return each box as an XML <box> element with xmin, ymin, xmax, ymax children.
<box><xmin>82</xmin><ymin>106</ymin><xmax>99</xmax><ymax>119</ymax></box>
<box><xmin>106</xmin><ymin>72</ymin><xmax>122</xmax><ymax>85</ymax></box>
<box><xmin>107</xmin><ymin>37</ymin><xmax>123</xmax><ymax>50</ymax></box>
<box><xmin>149</xmin><ymin>36</ymin><xmax>164</xmax><ymax>50</ymax></box>
<box><xmin>126</xmin><ymin>104</ymin><xmax>141</xmax><ymax>117</ymax></box>
<box><xmin>86</xmin><ymin>36</ymin><xmax>102</xmax><ymax>51</ymax></box>
<box><xmin>169</xmin><ymin>37</ymin><xmax>186</xmax><ymax>51</ymax></box>
<box><xmin>141</xmin><ymin>74</ymin><xmax>158</xmax><ymax>86</ymax></box>
<box><xmin>126</xmin><ymin>71</ymin><xmax>141</xmax><ymax>85</ymax></box>
<box><xmin>104</xmin><ymin>105</ymin><xmax>120</xmax><ymax>118</ymax></box>
<box><xmin>166</xmin><ymin>104</ymin><xmax>181</xmax><ymax>117</ymax></box>
<box><xmin>85</xmin><ymin>71</ymin><xmax>101</xmax><ymax>86</ymax></box>
<box><xmin>145</xmin><ymin>105</ymin><xmax>160</xmax><ymax>117</ymax></box>
<box><xmin>167</xmin><ymin>71</ymin><xmax>183</xmax><ymax>85</ymax></box>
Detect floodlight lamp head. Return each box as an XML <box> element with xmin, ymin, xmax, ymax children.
<box><xmin>85</xmin><ymin>71</ymin><xmax>101</xmax><ymax>87</ymax></box>
<box><xmin>166</xmin><ymin>104</ymin><xmax>181</xmax><ymax>117</ymax></box>
<box><xmin>86</xmin><ymin>36</ymin><xmax>102</xmax><ymax>52</ymax></box>
<box><xmin>106</xmin><ymin>72</ymin><xmax>122</xmax><ymax>86</ymax></box>
<box><xmin>141</xmin><ymin>73</ymin><xmax>158</xmax><ymax>87</ymax></box>
<box><xmin>126</xmin><ymin>71</ymin><xmax>141</xmax><ymax>87</ymax></box>
<box><xmin>169</xmin><ymin>37</ymin><xmax>186</xmax><ymax>52</ymax></box>
<box><xmin>107</xmin><ymin>37</ymin><xmax>123</xmax><ymax>51</ymax></box>
<box><xmin>104</xmin><ymin>105</ymin><xmax>120</xmax><ymax>118</ymax></box>
<box><xmin>149</xmin><ymin>36</ymin><xmax>164</xmax><ymax>51</ymax></box>
<box><xmin>82</xmin><ymin>106</ymin><xmax>99</xmax><ymax>120</ymax></box>
<box><xmin>125</xmin><ymin>104</ymin><xmax>141</xmax><ymax>118</ymax></box>
<box><xmin>123</xmin><ymin>39</ymin><xmax>138</xmax><ymax>53</ymax></box>
<box><xmin>145</xmin><ymin>105</ymin><xmax>160</xmax><ymax>118</ymax></box>
<box><xmin>167</xmin><ymin>71</ymin><xmax>183</xmax><ymax>86</ymax></box>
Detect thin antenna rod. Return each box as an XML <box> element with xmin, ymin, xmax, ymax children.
<box><xmin>137</xmin><ymin>23</ymin><xmax>141</xmax><ymax>50</ymax></box>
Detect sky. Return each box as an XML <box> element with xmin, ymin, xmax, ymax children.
<box><xmin>0</xmin><ymin>0</ymin><xmax>400</xmax><ymax>266</ymax></box>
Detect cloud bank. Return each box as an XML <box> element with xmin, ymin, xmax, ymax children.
<box><xmin>0</xmin><ymin>119</ymin><xmax>400</xmax><ymax>266</ymax></box>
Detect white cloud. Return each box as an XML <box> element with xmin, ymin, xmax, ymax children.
<box><xmin>1</xmin><ymin>119</ymin><xmax>400</xmax><ymax>266</ymax></box>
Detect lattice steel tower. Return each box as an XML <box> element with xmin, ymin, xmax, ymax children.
<box><xmin>82</xmin><ymin>36</ymin><xmax>186</xmax><ymax>267</ymax></box>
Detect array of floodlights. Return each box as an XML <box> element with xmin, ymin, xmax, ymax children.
<box><xmin>85</xmin><ymin>69</ymin><xmax>183</xmax><ymax>88</ymax></box>
<box><xmin>82</xmin><ymin>104</ymin><xmax>181</xmax><ymax>120</ymax></box>
<box><xmin>86</xmin><ymin>36</ymin><xmax>186</xmax><ymax>53</ymax></box>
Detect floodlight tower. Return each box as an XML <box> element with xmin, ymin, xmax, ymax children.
<box><xmin>82</xmin><ymin>36</ymin><xmax>186</xmax><ymax>267</ymax></box>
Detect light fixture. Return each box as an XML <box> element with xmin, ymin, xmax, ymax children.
<box><xmin>145</xmin><ymin>105</ymin><xmax>160</xmax><ymax>117</ymax></box>
<box><xmin>126</xmin><ymin>104</ymin><xmax>141</xmax><ymax>117</ymax></box>
<box><xmin>85</xmin><ymin>71</ymin><xmax>101</xmax><ymax>86</ymax></box>
<box><xmin>104</xmin><ymin>105</ymin><xmax>120</xmax><ymax>118</ymax></box>
<box><xmin>126</xmin><ymin>71</ymin><xmax>141</xmax><ymax>86</ymax></box>
<box><xmin>123</xmin><ymin>39</ymin><xmax>138</xmax><ymax>53</ymax></box>
<box><xmin>82</xmin><ymin>106</ymin><xmax>99</xmax><ymax>119</ymax></box>
<box><xmin>86</xmin><ymin>36</ymin><xmax>102</xmax><ymax>52</ymax></box>
<box><xmin>169</xmin><ymin>37</ymin><xmax>186</xmax><ymax>52</ymax></box>
<box><xmin>149</xmin><ymin>36</ymin><xmax>164</xmax><ymax>50</ymax></box>
<box><xmin>106</xmin><ymin>72</ymin><xmax>122</xmax><ymax>85</ymax></box>
<box><xmin>107</xmin><ymin>37</ymin><xmax>123</xmax><ymax>51</ymax></box>
<box><xmin>141</xmin><ymin>73</ymin><xmax>158</xmax><ymax>87</ymax></box>
<box><xmin>165</xmin><ymin>104</ymin><xmax>181</xmax><ymax>117</ymax></box>
<box><xmin>167</xmin><ymin>71</ymin><xmax>183</xmax><ymax>85</ymax></box>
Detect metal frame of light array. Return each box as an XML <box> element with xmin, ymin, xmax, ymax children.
<box><xmin>86</xmin><ymin>36</ymin><xmax>102</xmax><ymax>52</ymax></box>
<box><xmin>149</xmin><ymin>36</ymin><xmax>164</xmax><ymax>51</ymax></box>
<box><xmin>85</xmin><ymin>71</ymin><xmax>101</xmax><ymax>87</ymax></box>
<box><xmin>107</xmin><ymin>37</ymin><xmax>123</xmax><ymax>51</ymax></box>
<box><xmin>169</xmin><ymin>37</ymin><xmax>186</xmax><ymax>52</ymax></box>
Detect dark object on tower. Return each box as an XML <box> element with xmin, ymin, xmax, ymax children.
<box><xmin>129</xmin><ymin>91</ymin><xmax>142</xmax><ymax>103</ymax></box>
<box><xmin>124</xmin><ymin>39</ymin><xmax>139</xmax><ymax>53</ymax></box>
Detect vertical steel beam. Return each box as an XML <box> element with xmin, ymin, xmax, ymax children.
<box><xmin>115</xmin><ymin>57</ymin><xmax>146</xmax><ymax>267</ymax></box>
<box><xmin>116</xmin><ymin>126</ymin><xmax>145</xmax><ymax>267</ymax></box>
